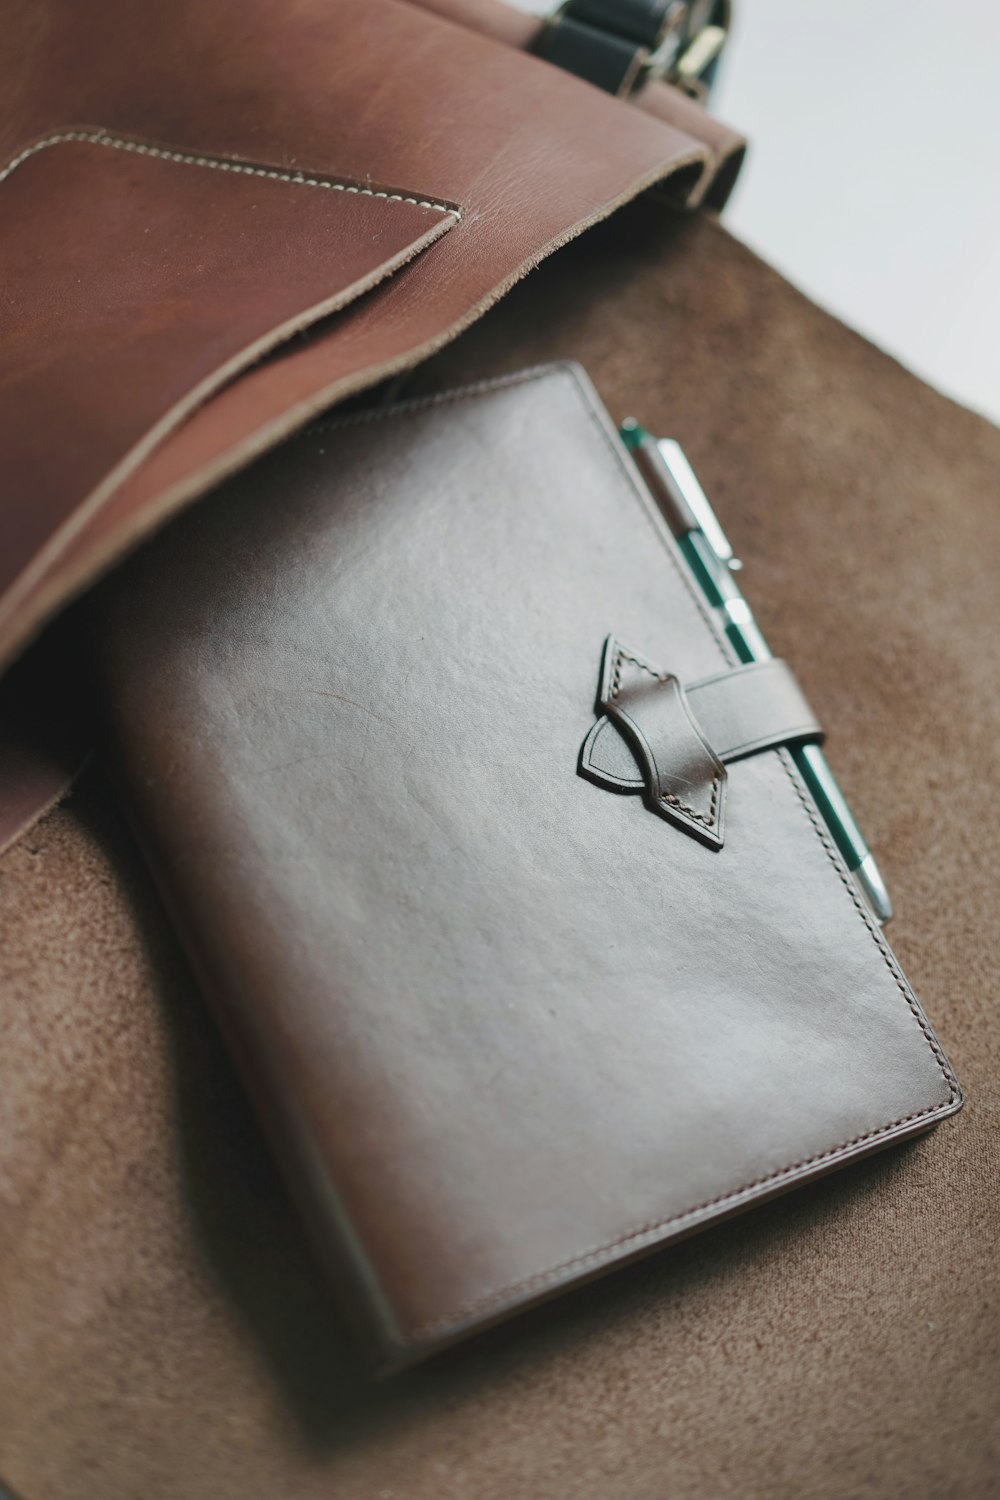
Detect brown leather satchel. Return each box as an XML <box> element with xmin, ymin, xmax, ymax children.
<box><xmin>0</xmin><ymin>0</ymin><xmax>741</xmax><ymax>852</ymax></box>
<box><xmin>2</xmin><ymin>3</ymin><xmax>997</xmax><ymax>1496</ymax></box>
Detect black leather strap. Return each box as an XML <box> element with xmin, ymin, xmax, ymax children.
<box><xmin>539</xmin><ymin>15</ymin><xmax>646</xmax><ymax>96</ymax></box>
<box><xmin>537</xmin><ymin>0</ymin><xmax>730</xmax><ymax>99</ymax></box>
<box><xmin>570</xmin><ymin>0</ymin><xmax>676</xmax><ymax>47</ymax></box>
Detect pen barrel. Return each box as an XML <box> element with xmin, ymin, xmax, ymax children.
<box><xmin>675</xmin><ymin>533</ymin><xmax>769</xmax><ymax>663</ymax></box>
<box><xmin>791</xmin><ymin>742</ymin><xmax>870</xmax><ymax>871</ymax></box>
<box><xmin>679</xmin><ymin>507</ymin><xmax>887</xmax><ymax>916</ymax></box>
<box><xmin>621</xmin><ymin>423</ymin><xmax>892</xmax><ymax>925</ymax></box>
<box><xmin>629</xmin><ymin>433</ymin><xmax>701</xmax><ymax>537</ymax></box>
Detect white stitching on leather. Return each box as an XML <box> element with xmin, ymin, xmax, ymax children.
<box><xmin>0</xmin><ymin>129</ymin><xmax>461</xmax><ymax>217</ymax></box>
<box><xmin>610</xmin><ymin>643</ymin><xmax>720</xmax><ymax>828</ymax></box>
<box><xmin>304</xmin><ymin>366</ymin><xmax>959</xmax><ymax>1354</ymax></box>
<box><xmin>610</xmin><ymin>646</ymin><xmax>666</xmax><ymax>694</ymax></box>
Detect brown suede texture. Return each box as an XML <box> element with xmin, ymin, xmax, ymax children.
<box><xmin>1</xmin><ymin>205</ymin><xmax>998</xmax><ymax>1499</ymax></box>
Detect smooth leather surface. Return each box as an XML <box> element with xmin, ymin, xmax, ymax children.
<box><xmin>0</xmin><ymin>0</ymin><xmax>718</xmax><ymax>675</ymax></box>
<box><xmin>96</xmin><ymin>363</ymin><xmax>960</xmax><ymax>1370</ymax></box>
<box><xmin>408</xmin><ymin>0</ymin><xmax>747</xmax><ymax>207</ymax></box>
<box><xmin>409</xmin><ymin>0</ymin><xmax>545</xmax><ymax>48</ymax></box>
<box><xmin>0</xmin><ymin>0</ymin><xmax>744</xmax><ymax>860</ymax></box>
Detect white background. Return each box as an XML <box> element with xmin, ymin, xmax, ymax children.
<box><xmin>512</xmin><ymin>0</ymin><xmax>1000</xmax><ymax>422</ymax></box>
<box><xmin>714</xmin><ymin>0</ymin><xmax>999</xmax><ymax>423</ymax></box>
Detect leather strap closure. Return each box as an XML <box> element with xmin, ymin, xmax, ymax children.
<box><xmin>538</xmin><ymin>0</ymin><xmax>730</xmax><ymax>101</ymax></box>
<box><xmin>579</xmin><ymin>637</ymin><xmax>823</xmax><ymax>850</ymax></box>
<box><xmin>685</xmin><ymin>658</ymin><xmax>824</xmax><ymax>762</ymax></box>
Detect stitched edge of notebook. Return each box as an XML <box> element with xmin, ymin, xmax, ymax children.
<box><xmin>390</xmin><ymin>1102</ymin><xmax>958</xmax><ymax>1355</ymax></box>
<box><xmin>301</xmin><ymin>361</ymin><xmax>962</xmax><ymax>1352</ymax></box>
<box><xmin>0</xmin><ymin>129</ymin><xmax>462</xmax><ymax>216</ymax></box>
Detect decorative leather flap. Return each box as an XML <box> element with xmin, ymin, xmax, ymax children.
<box><xmin>580</xmin><ymin>637</ymin><xmax>823</xmax><ymax>849</ymax></box>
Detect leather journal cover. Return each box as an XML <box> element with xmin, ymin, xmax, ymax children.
<box><xmin>96</xmin><ymin>364</ymin><xmax>962</xmax><ymax>1370</ymax></box>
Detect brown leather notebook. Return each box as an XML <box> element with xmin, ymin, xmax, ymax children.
<box><xmin>96</xmin><ymin>364</ymin><xmax>961</xmax><ymax>1370</ymax></box>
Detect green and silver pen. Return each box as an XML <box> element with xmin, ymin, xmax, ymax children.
<box><xmin>621</xmin><ymin>419</ymin><xmax>893</xmax><ymax>926</ymax></box>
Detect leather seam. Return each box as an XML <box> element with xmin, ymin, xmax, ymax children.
<box><xmin>662</xmin><ymin>779</ymin><xmax>718</xmax><ymax>827</ymax></box>
<box><xmin>774</xmin><ymin>744</ymin><xmax>959</xmax><ymax>1101</ymax></box>
<box><xmin>610</xmin><ymin>646</ymin><xmax>665</xmax><ymax>690</ymax></box>
<box><xmin>300</xmin><ymin>365</ymin><xmax>960</xmax><ymax>1353</ymax></box>
<box><xmin>611</xmin><ymin>648</ymin><xmax>719</xmax><ymax>834</ymax></box>
<box><xmin>0</xmin><ymin>129</ymin><xmax>462</xmax><ymax>217</ymax></box>
<box><xmin>609</xmin><ymin>644</ymin><xmax>720</xmax><ymax>828</ymax></box>
<box><xmin>393</xmin><ymin>1094</ymin><xmax>955</xmax><ymax>1352</ymax></box>
<box><xmin>561</xmin><ymin>374</ymin><xmax>957</xmax><ymax>1094</ymax></box>
<box><xmin>310</xmin><ymin>364</ymin><xmax>585</xmax><ymax>437</ymax></box>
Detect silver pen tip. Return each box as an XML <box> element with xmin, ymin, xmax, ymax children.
<box><xmin>855</xmin><ymin>853</ymin><xmax>893</xmax><ymax>926</ymax></box>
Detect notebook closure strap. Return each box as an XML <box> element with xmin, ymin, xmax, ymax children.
<box><xmin>580</xmin><ymin>638</ymin><xmax>823</xmax><ymax>850</ymax></box>
<box><xmin>685</xmin><ymin>659</ymin><xmax>824</xmax><ymax>763</ymax></box>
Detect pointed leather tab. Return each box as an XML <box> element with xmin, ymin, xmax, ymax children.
<box><xmin>579</xmin><ymin>713</ymin><xmax>644</xmax><ymax>792</ymax></box>
<box><xmin>594</xmin><ymin>636</ymin><xmax>727</xmax><ymax>850</ymax></box>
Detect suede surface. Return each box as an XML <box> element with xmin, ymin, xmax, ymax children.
<box><xmin>1</xmin><ymin>205</ymin><xmax>998</xmax><ymax>1499</ymax></box>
